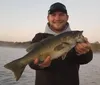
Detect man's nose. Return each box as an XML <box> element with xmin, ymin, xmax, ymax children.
<box><xmin>54</xmin><ymin>15</ymin><xmax>60</xmax><ymax>20</ymax></box>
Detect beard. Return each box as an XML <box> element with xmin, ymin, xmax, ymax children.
<box><xmin>50</xmin><ymin>21</ymin><xmax>66</xmax><ymax>31</ymax></box>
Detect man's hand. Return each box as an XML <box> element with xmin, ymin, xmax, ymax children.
<box><xmin>33</xmin><ymin>56</ymin><xmax>51</xmax><ymax>68</ymax></box>
<box><xmin>75</xmin><ymin>38</ymin><xmax>91</xmax><ymax>55</ymax></box>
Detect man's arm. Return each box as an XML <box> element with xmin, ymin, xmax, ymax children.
<box><xmin>71</xmin><ymin>39</ymin><xmax>93</xmax><ymax>64</ymax></box>
<box><xmin>70</xmin><ymin>47</ymin><xmax>93</xmax><ymax>64</ymax></box>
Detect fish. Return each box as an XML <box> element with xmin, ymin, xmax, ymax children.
<box><xmin>4</xmin><ymin>31</ymin><xmax>85</xmax><ymax>81</ymax></box>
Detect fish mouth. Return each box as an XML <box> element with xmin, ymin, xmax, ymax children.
<box><xmin>78</xmin><ymin>31</ymin><xmax>83</xmax><ymax>36</ymax></box>
<box><xmin>77</xmin><ymin>35</ymin><xmax>85</xmax><ymax>43</ymax></box>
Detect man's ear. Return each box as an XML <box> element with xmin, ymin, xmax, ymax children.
<box><xmin>66</xmin><ymin>15</ymin><xmax>69</xmax><ymax>21</ymax></box>
<box><xmin>47</xmin><ymin>15</ymin><xmax>49</xmax><ymax>21</ymax></box>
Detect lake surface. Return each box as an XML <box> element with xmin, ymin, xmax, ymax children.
<box><xmin>0</xmin><ymin>46</ymin><xmax>100</xmax><ymax>85</ymax></box>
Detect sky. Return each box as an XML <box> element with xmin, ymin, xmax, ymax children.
<box><xmin>0</xmin><ymin>0</ymin><xmax>100</xmax><ymax>43</ymax></box>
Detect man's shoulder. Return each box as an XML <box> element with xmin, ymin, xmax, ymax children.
<box><xmin>35</xmin><ymin>32</ymin><xmax>54</xmax><ymax>39</ymax></box>
<box><xmin>36</xmin><ymin>32</ymin><xmax>54</xmax><ymax>36</ymax></box>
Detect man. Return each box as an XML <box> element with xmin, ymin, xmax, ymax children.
<box><xmin>29</xmin><ymin>2</ymin><xmax>93</xmax><ymax>85</ymax></box>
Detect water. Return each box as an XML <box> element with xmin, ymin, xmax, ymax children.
<box><xmin>0</xmin><ymin>46</ymin><xmax>100</xmax><ymax>85</ymax></box>
<box><xmin>80</xmin><ymin>53</ymin><xmax>100</xmax><ymax>85</ymax></box>
<box><xmin>0</xmin><ymin>47</ymin><xmax>35</xmax><ymax>85</ymax></box>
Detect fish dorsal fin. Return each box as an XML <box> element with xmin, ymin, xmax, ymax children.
<box><xmin>54</xmin><ymin>42</ymin><xmax>70</xmax><ymax>51</ymax></box>
<box><xmin>26</xmin><ymin>43</ymin><xmax>39</xmax><ymax>52</ymax></box>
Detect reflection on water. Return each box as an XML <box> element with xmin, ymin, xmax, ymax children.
<box><xmin>0</xmin><ymin>46</ymin><xmax>100</xmax><ymax>85</ymax></box>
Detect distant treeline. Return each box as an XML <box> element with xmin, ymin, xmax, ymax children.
<box><xmin>90</xmin><ymin>42</ymin><xmax>100</xmax><ymax>52</ymax></box>
<box><xmin>0</xmin><ymin>41</ymin><xmax>31</xmax><ymax>48</ymax></box>
<box><xmin>0</xmin><ymin>41</ymin><xmax>100</xmax><ymax>52</ymax></box>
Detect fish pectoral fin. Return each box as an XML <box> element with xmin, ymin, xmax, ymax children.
<box><xmin>54</xmin><ymin>42</ymin><xmax>70</xmax><ymax>51</ymax></box>
<box><xmin>61</xmin><ymin>52</ymin><xmax>68</xmax><ymax>60</ymax></box>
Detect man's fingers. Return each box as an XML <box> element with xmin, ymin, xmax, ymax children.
<box><xmin>75</xmin><ymin>42</ymin><xmax>90</xmax><ymax>54</ymax></box>
<box><xmin>34</xmin><ymin>58</ymin><xmax>39</xmax><ymax>64</ymax></box>
<box><xmin>39</xmin><ymin>56</ymin><xmax>51</xmax><ymax>67</ymax></box>
<box><xmin>33</xmin><ymin>56</ymin><xmax>51</xmax><ymax>67</ymax></box>
<box><xmin>43</xmin><ymin>56</ymin><xmax>51</xmax><ymax>64</ymax></box>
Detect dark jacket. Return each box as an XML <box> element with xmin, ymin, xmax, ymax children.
<box><xmin>29</xmin><ymin>33</ymin><xmax>93</xmax><ymax>85</ymax></box>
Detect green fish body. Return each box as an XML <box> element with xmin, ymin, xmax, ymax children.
<box><xmin>4</xmin><ymin>31</ymin><xmax>85</xmax><ymax>81</ymax></box>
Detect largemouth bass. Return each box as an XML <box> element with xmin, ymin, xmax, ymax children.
<box><xmin>4</xmin><ymin>31</ymin><xmax>85</xmax><ymax>81</ymax></box>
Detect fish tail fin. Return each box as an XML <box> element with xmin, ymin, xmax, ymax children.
<box><xmin>4</xmin><ymin>59</ymin><xmax>27</xmax><ymax>81</ymax></box>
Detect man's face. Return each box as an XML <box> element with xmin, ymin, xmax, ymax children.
<box><xmin>47</xmin><ymin>11</ymin><xmax>69</xmax><ymax>32</ymax></box>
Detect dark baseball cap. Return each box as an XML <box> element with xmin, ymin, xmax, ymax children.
<box><xmin>48</xmin><ymin>2</ymin><xmax>67</xmax><ymax>14</ymax></box>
